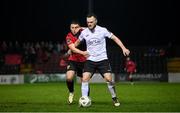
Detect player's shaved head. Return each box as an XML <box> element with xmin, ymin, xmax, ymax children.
<box><xmin>87</xmin><ymin>13</ymin><xmax>97</xmax><ymax>20</ymax></box>
<box><xmin>86</xmin><ymin>13</ymin><xmax>97</xmax><ymax>30</ymax></box>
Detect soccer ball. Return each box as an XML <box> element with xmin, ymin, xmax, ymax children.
<box><xmin>79</xmin><ymin>96</ymin><xmax>92</xmax><ymax>107</ymax></box>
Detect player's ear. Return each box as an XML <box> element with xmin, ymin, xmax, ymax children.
<box><xmin>95</xmin><ymin>19</ymin><xmax>98</xmax><ymax>24</ymax></box>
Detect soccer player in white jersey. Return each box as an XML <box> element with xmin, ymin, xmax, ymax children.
<box><xmin>70</xmin><ymin>13</ymin><xmax>130</xmax><ymax>106</ymax></box>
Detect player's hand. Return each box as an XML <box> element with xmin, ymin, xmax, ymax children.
<box><xmin>82</xmin><ymin>51</ymin><xmax>89</xmax><ymax>58</ymax></box>
<box><xmin>123</xmin><ymin>48</ymin><xmax>130</xmax><ymax>56</ymax></box>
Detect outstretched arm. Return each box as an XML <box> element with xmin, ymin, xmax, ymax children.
<box><xmin>111</xmin><ymin>34</ymin><xmax>130</xmax><ymax>56</ymax></box>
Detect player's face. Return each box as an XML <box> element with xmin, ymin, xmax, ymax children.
<box><xmin>87</xmin><ymin>16</ymin><xmax>97</xmax><ymax>30</ymax></box>
<box><xmin>70</xmin><ymin>24</ymin><xmax>80</xmax><ymax>35</ymax></box>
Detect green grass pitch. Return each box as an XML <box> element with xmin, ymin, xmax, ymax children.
<box><xmin>0</xmin><ymin>82</ymin><xmax>180</xmax><ymax>112</ymax></box>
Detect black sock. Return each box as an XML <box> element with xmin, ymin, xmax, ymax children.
<box><xmin>66</xmin><ymin>80</ymin><xmax>74</xmax><ymax>93</ymax></box>
<box><xmin>88</xmin><ymin>85</ymin><xmax>90</xmax><ymax>96</ymax></box>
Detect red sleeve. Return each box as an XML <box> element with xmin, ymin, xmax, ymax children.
<box><xmin>66</xmin><ymin>34</ymin><xmax>73</xmax><ymax>45</ymax></box>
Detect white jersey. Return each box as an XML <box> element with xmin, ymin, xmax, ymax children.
<box><xmin>79</xmin><ymin>25</ymin><xmax>113</xmax><ymax>62</ymax></box>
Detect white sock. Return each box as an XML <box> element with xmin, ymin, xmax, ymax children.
<box><xmin>81</xmin><ymin>82</ymin><xmax>89</xmax><ymax>96</ymax></box>
<box><xmin>107</xmin><ymin>82</ymin><xmax>116</xmax><ymax>98</ymax></box>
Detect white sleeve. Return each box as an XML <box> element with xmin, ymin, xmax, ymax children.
<box><xmin>79</xmin><ymin>32</ymin><xmax>84</xmax><ymax>41</ymax></box>
<box><xmin>104</xmin><ymin>28</ymin><xmax>113</xmax><ymax>39</ymax></box>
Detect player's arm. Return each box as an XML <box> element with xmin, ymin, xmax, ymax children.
<box><xmin>111</xmin><ymin>34</ymin><xmax>130</xmax><ymax>56</ymax></box>
<box><xmin>74</xmin><ymin>39</ymin><xmax>81</xmax><ymax>47</ymax></box>
<box><xmin>68</xmin><ymin>43</ymin><xmax>85</xmax><ymax>55</ymax></box>
<box><xmin>68</xmin><ymin>39</ymin><xmax>89</xmax><ymax>57</ymax></box>
<box><xmin>66</xmin><ymin>39</ymin><xmax>81</xmax><ymax>55</ymax></box>
<box><xmin>67</xmin><ymin>39</ymin><xmax>81</xmax><ymax>54</ymax></box>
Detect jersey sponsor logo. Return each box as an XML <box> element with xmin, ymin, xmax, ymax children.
<box><xmin>85</xmin><ymin>34</ymin><xmax>89</xmax><ymax>37</ymax></box>
<box><xmin>87</xmin><ymin>38</ymin><xmax>101</xmax><ymax>46</ymax></box>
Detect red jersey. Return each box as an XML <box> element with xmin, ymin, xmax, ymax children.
<box><xmin>66</xmin><ymin>32</ymin><xmax>86</xmax><ymax>62</ymax></box>
<box><xmin>125</xmin><ymin>60</ymin><xmax>136</xmax><ymax>73</ymax></box>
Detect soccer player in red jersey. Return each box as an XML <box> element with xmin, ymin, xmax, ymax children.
<box><xmin>124</xmin><ymin>57</ymin><xmax>137</xmax><ymax>85</ymax></box>
<box><xmin>65</xmin><ymin>20</ymin><xmax>88</xmax><ymax>104</ymax></box>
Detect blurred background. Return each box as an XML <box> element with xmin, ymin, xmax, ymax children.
<box><xmin>0</xmin><ymin>0</ymin><xmax>179</xmax><ymax>83</ymax></box>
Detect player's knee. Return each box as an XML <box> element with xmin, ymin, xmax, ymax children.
<box><xmin>66</xmin><ymin>71</ymin><xmax>75</xmax><ymax>80</ymax></box>
<box><xmin>82</xmin><ymin>72</ymin><xmax>91</xmax><ymax>82</ymax></box>
<box><xmin>82</xmin><ymin>77</ymin><xmax>90</xmax><ymax>82</ymax></box>
<box><xmin>104</xmin><ymin>73</ymin><xmax>112</xmax><ymax>82</ymax></box>
<box><xmin>66</xmin><ymin>75</ymin><xmax>74</xmax><ymax>81</ymax></box>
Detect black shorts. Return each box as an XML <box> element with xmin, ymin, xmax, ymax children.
<box><xmin>83</xmin><ymin>59</ymin><xmax>112</xmax><ymax>77</ymax></box>
<box><xmin>66</xmin><ymin>61</ymin><xmax>84</xmax><ymax>77</ymax></box>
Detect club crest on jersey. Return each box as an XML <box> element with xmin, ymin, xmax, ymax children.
<box><xmin>66</xmin><ymin>38</ymin><xmax>72</xmax><ymax>44</ymax></box>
